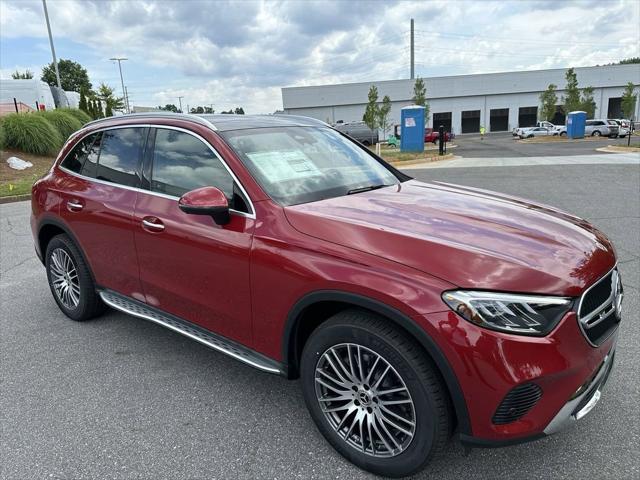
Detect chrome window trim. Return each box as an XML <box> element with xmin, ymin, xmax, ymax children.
<box><xmin>576</xmin><ymin>264</ymin><xmax>621</xmax><ymax>347</ymax></box>
<box><xmin>57</xmin><ymin>123</ymin><xmax>256</xmax><ymax>219</ymax></box>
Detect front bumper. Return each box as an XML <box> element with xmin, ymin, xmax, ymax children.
<box><xmin>416</xmin><ymin>309</ymin><xmax>618</xmax><ymax>443</ymax></box>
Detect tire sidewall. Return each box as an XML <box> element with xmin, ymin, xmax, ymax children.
<box><xmin>301</xmin><ymin>322</ymin><xmax>440</xmax><ymax>477</ymax></box>
<box><xmin>45</xmin><ymin>236</ymin><xmax>93</xmax><ymax>321</ymax></box>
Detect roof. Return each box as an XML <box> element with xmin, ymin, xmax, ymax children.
<box><xmin>83</xmin><ymin>112</ymin><xmax>329</xmax><ymax>132</ymax></box>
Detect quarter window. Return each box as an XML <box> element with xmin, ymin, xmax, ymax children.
<box><xmin>60</xmin><ymin>133</ymin><xmax>98</xmax><ymax>173</ymax></box>
<box><xmin>80</xmin><ymin>132</ymin><xmax>102</xmax><ymax>178</ymax></box>
<box><xmin>96</xmin><ymin>128</ymin><xmax>144</xmax><ymax>187</ymax></box>
<box><xmin>150</xmin><ymin>129</ymin><xmax>241</xmax><ymax>208</ymax></box>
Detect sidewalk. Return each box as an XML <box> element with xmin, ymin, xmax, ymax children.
<box><xmin>401</xmin><ymin>152</ymin><xmax>640</xmax><ymax>169</ymax></box>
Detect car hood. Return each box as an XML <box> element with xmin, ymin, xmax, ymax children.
<box><xmin>284</xmin><ymin>180</ymin><xmax>616</xmax><ymax>296</ymax></box>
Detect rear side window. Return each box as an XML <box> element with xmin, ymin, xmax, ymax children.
<box><xmin>150</xmin><ymin>129</ymin><xmax>235</xmax><ymax>201</ymax></box>
<box><xmin>80</xmin><ymin>132</ymin><xmax>102</xmax><ymax>178</ymax></box>
<box><xmin>96</xmin><ymin>128</ymin><xmax>144</xmax><ymax>187</ymax></box>
<box><xmin>60</xmin><ymin>133</ymin><xmax>98</xmax><ymax>173</ymax></box>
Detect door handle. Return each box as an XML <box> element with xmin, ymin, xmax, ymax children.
<box><xmin>66</xmin><ymin>200</ymin><xmax>83</xmax><ymax>212</ymax></box>
<box><xmin>142</xmin><ymin>218</ymin><xmax>165</xmax><ymax>232</ymax></box>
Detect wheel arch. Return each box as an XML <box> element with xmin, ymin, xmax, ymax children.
<box><xmin>282</xmin><ymin>290</ymin><xmax>472</xmax><ymax>435</ymax></box>
<box><xmin>37</xmin><ymin>218</ymin><xmax>97</xmax><ymax>285</ymax></box>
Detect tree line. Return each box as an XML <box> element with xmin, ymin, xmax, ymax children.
<box><xmin>540</xmin><ymin>68</ymin><xmax>637</xmax><ymax>122</ymax></box>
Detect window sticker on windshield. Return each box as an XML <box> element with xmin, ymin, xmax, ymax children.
<box><xmin>246</xmin><ymin>150</ymin><xmax>321</xmax><ymax>183</ymax></box>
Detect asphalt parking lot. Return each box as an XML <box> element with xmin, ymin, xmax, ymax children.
<box><xmin>452</xmin><ymin>132</ymin><xmax>634</xmax><ymax>158</ymax></box>
<box><xmin>1</xmin><ymin>162</ymin><xmax>639</xmax><ymax>479</ymax></box>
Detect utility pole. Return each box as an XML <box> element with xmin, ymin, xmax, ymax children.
<box><xmin>110</xmin><ymin>57</ymin><xmax>129</xmax><ymax>113</ymax></box>
<box><xmin>42</xmin><ymin>0</ymin><xmax>62</xmax><ymax>90</ymax></box>
<box><xmin>125</xmin><ymin>86</ymin><xmax>130</xmax><ymax>113</ymax></box>
<box><xmin>410</xmin><ymin>18</ymin><xmax>415</xmax><ymax>80</ymax></box>
<box><xmin>177</xmin><ymin>96</ymin><xmax>184</xmax><ymax>113</ymax></box>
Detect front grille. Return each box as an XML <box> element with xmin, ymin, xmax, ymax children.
<box><xmin>492</xmin><ymin>383</ymin><xmax>543</xmax><ymax>425</ymax></box>
<box><xmin>578</xmin><ymin>268</ymin><xmax>622</xmax><ymax>346</ymax></box>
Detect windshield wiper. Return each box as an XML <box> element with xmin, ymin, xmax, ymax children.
<box><xmin>346</xmin><ymin>184</ymin><xmax>391</xmax><ymax>195</ymax></box>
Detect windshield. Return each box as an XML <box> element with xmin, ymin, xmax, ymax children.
<box><xmin>221</xmin><ymin>126</ymin><xmax>400</xmax><ymax>206</ymax></box>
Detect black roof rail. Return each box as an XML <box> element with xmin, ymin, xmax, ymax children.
<box><xmin>82</xmin><ymin>112</ymin><xmax>217</xmax><ymax>130</ymax></box>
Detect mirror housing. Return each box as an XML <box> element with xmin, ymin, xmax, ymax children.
<box><xmin>178</xmin><ymin>186</ymin><xmax>230</xmax><ymax>225</ymax></box>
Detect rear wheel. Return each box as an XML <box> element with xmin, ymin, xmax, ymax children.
<box><xmin>592</xmin><ymin>130</ymin><xmax>601</xmax><ymax>136</ymax></box>
<box><xmin>45</xmin><ymin>234</ymin><xmax>105</xmax><ymax>321</ymax></box>
<box><xmin>300</xmin><ymin>310</ymin><xmax>451</xmax><ymax>477</ymax></box>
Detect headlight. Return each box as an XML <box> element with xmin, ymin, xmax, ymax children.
<box><xmin>442</xmin><ymin>290</ymin><xmax>573</xmax><ymax>336</ymax></box>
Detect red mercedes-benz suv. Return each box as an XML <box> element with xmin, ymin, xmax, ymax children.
<box><xmin>31</xmin><ymin>113</ymin><xmax>622</xmax><ymax>477</ymax></box>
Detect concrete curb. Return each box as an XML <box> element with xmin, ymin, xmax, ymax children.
<box><xmin>596</xmin><ymin>146</ymin><xmax>640</xmax><ymax>153</ymax></box>
<box><xmin>0</xmin><ymin>193</ymin><xmax>31</xmax><ymax>204</ymax></box>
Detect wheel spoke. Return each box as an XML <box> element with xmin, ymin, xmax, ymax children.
<box><xmin>323</xmin><ymin>354</ymin><xmax>350</xmax><ymax>385</ymax></box>
<box><xmin>357</xmin><ymin>346</ymin><xmax>364</xmax><ymax>384</ymax></box>
<box><xmin>364</xmin><ymin>355</ymin><xmax>380</xmax><ymax>385</ymax></box>
<box><xmin>377</xmin><ymin>386</ymin><xmax>407</xmax><ymax>396</ymax></box>
<box><xmin>316</xmin><ymin>367</ymin><xmax>349</xmax><ymax>389</ymax></box>
<box><xmin>372</xmin><ymin>365</ymin><xmax>390</xmax><ymax>390</ymax></box>
<box><xmin>378</xmin><ymin>404</ymin><xmax>416</xmax><ymax>427</ymax></box>
<box><xmin>346</xmin><ymin>344</ymin><xmax>356</xmax><ymax>381</ymax></box>
<box><xmin>315</xmin><ymin>377</ymin><xmax>351</xmax><ymax>396</ymax></box>
<box><xmin>376</xmin><ymin>409</ymin><xmax>414</xmax><ymax>437</ymax></box>
<box><xmin>330</xmin><ymin>348</ymin><xmax>354</xmax><ymax>382</ymax></box>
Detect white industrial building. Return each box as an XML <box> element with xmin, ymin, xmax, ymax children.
<box><xmin>281</xmin><ymin>64</ymin><xmax>640</xmax><ymax>134</ymax></box>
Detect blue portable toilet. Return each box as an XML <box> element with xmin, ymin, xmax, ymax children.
<box><xmin>400</xmin><ymin>105</ymin><xmax>425</xmax><ymax>152</ymax></box>
<box><xmin>567</xmin><ymin>111</ymin><xmax>586</xmax><ymax>139</ymax></box>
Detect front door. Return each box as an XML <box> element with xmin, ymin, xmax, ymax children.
<box><xmin>133</xmin><ymin>127</ymin><xmax>255</xmax><ymax>345</ymax></box>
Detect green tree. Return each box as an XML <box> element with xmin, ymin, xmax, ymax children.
<box><xmin>539</xmin><ymin>84</ymin><xmax>558</xmax><ymax>122</ymax></box>
<box><xmin>580</xmin><ymin>86</ymin><xmax>596</xmax><ymax>118</ymax></box>
<box><xmin>362</xmin><ymin>85</ymin><xmax>379</xmax><ymax>143</ymax></box>
<box><xmin>97</xmin><ymin>101</ymin><xmax>104</xmax><ymax>118</ymax></box>
<box><xmin>377</xmin><ymin>95</ymin><xmax>392</xmax><ymax>140</ymax></box>
<box><xmin>11</xmin><ymin>69</ymin><xmax>33</xmax><ymax>79</ymax></box>
<box><xmin>96</xmin><ymin>83</ymin><xmax>124</xmax><ymax>114</ymax></box>
<box><xmin>78</xmin><ymin>88</ymin><xmax>88</xmax><ymax>113</ymax></box>
<box><xmin>190</xmin><ymin>106</ymin><xmax>205</xmax><ymax>114</ymax></box>
<box><xmin>157</xmin><ymin>104</ymin><xmax>179</xmax><ymax>112</ymax></box>
<box><xmin>618</xmin><ymin>57</ymin><xmax>640</xmax><ymax>65</ymax></box>
<box><xmin>621</xmin><ymin>82</ymin><xmax>638</xmax><ymax>119</ymax></box>
<box><xmin>234</xmin><ymin>107</ymin><xmax>245</xmax><ymax>114</ymax></box>
<box><xmin>412</xmin><ymin>77</ymin><xmax>430</xmax><ymax>119</ymax></box>
<box><xmin>41</xmin><ymin>59</ymin><xmax>92</xmax><ymax>92</ymax></box>
<box><xmin>105</xmin><ymin>103</ymin><xmax>113</xmax><ymax>117</ymax></box>
<box><xmin>562</xmin><ymin>68</ymin><xmax>582</xmax><ymax>114</ymax></box>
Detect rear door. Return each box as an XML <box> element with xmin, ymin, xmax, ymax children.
<box><xmin>57</xmin><ymin>127</ymin><xmax>147</xmax><ymax>298</ymax></box>
<box><xmin>133</xmin><ymin>127</ymin><xmax>255</xmax><ymax>345</ymax></box>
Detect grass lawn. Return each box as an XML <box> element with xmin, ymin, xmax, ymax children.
<box><xmin>1</xmin><ymin>150</ymin><xmax>55</xmax><ymax>197</ymax></box>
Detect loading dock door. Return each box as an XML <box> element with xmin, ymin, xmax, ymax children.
<box><xmin>518</xmin><ymin>107</ymin><xmax>537</xmax><ymax>128</ymax></box>
<box><xmin>433</xmin><ymin>112</ymin><xmax>452</xmax><ymax>132</ymax></box>
<box><xmin>608</xmin><ymin>98</ymin><xmax>622</xmax><ymax>119</ymax></box>
<box><xmin>489</xmin><ymin>108</ymin><xmax>509</xmax><ymax>132</ymax></box>
<box><xmin>461</xmin><ymin>110</ymin><xmax>480</xmax><ymax>133</ymax></box>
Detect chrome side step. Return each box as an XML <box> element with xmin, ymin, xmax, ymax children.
<box><xmin>99</xmin><ymin>290</ymin><xmax>284</xmax><ymax>375</ymax></box>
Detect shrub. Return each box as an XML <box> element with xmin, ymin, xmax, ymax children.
<box><xmin>0</xmin><ymin>118</ymin><xmax>5</xmax><ymax>150</ymax></box>
<box><xmin>36</xmin><ymin>109</ymin><xmax>83</xmax><ymax>140</ymax></box>
<box><xmin>63</xmin><ymin>108</ymin><xmax>92</xmax><ymax>126</ymax></box>
<box><xmin>1</xmin><ymin>113</ymin><xmax>63</xmax><ymax>156</ymax></box>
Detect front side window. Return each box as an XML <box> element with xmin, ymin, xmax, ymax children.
<box><xmin>221</xmin><ymin>127</ymin><xmax>400</xmax><ymax>206</ymax></box>
<box><xmin>150</xmin><ymin>129</ymin><xmax>237</xmax><ymax>203</ymax></box>
<box><xmin>96</xmin><ymin>128</ymin><xmax>144</xmax><ymax>187</ymax></box>
<box><xmin>60</xmin><ymin>133</ymin><xmax>98</xmax><ymax>173</ymax></box>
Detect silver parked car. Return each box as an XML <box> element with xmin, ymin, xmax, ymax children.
<box><xmin>585</xmin><ymin>119</ymin><xmax>619</xmax><ymax>137</ymax></box>
<box><xmin>333</xmin><ymin>121</ymin><xmax>379</xmax><ymax>145</ymax></box>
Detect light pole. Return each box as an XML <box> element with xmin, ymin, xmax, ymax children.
<box><xmin>177</xmin><ymin>96</ymin><xmax>184</xmax><ymax>113</ymax></box>
<box><xmin>110</xmin><ymin>57</ymin><xmax>129</xmax><ymax>113</ymax></box>
<box><xmin>42</xmin><ymin>0</ymin><xmax>62</xmax><ymax>91</ymax></box>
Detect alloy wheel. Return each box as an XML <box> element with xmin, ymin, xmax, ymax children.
<box><xmin>50</xmin><ymin>248</ymin><xmax>80</xmax><ymax>309</ymax></box>
<box><xmin>314</xmin><ymin>343</ymin><xmax>416</xmax><ymax>457</ymax></box>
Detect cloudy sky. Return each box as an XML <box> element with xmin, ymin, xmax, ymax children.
<box><xmin>1</xmin><ymin>0</ymin><xmax>638</xmax><ymax>113</ymax></box>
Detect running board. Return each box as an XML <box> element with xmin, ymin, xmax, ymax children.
<box><xmin>99</xmin><ymin>290</ymin><xmax>285</xmax><ymax>375</ymax></box>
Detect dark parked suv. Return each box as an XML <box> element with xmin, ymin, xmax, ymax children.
<box><xmin>31</xmin><ymin>113</ymin><xmax>622</xmax><ymax>477</ymax></box>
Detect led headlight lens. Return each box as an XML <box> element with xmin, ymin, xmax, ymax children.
<box><xmin>442</xmin><ymin>290</ymin><xmax>573</xmax><ymax>336</ymax></box>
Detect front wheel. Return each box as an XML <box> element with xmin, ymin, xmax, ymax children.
<box><xmin>45</xmin><ymin>234</ymin><xmax>106</xmax><ymax>321</ymax></box>
<box><xmin>560</xmin><ymin>131</ymin><xmax>567</xmax><ymax>136</ymax></box>
<box><xmin>300</xmin><ymin>310</ymin><xmax>451</xmax><ymax>477</ymax></box>
<box><xmin>592</xmin><ymin>130</ymin><xmax>601</xmax><ymax>137</ymax></box>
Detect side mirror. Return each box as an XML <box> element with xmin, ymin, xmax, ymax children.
<box><xmin>178</xmin><ymin>186</ymin><xmax>230</xmax><ymax>225</ymax></box>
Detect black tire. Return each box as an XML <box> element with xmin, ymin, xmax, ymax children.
<box><xmin>300</xmin><ymin>310</ymin><xmax>451</xmax><ymax>478</ymax></box>
<box><xmin>560</xmin><ymin>131</ymin><xmax>567</xmax><ymax>136</ymax></box>
<box><xmin>45</xmin><ymin>234</ymin><xmax>106</xmax><ymax>321</ymax></box>
<box><xmin>592</xmin><ymin>130</ymin><xmax>601</xmax><ymax>136</ymax></box>
<box><xmin>362</xmin><ymin>140</ymin><xmax>371</xmax><ymax>146</ymax></box>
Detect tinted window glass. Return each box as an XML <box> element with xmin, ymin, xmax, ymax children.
<box><xmin>61</xmin><ymin>133</ymin><xmax>98</xmax><ymax>173</ymax></box>
<box><xmin>151</xmin><ymin>129</ymin><xmax>235</xmax><ymax>202</ymax></box>
<box><xmin>96</xmin><ymin>128</ymin><xmax>144</xmax><ymax>187</ymax></box>
<box><xmin>80</xmin><ymin>132</ymin><xmax>102</xmax><ymax>178</ymax></box>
